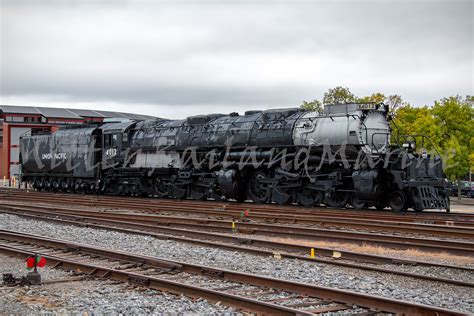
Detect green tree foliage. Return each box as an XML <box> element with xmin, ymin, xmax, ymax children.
<box><xmin>444</xmin><ymin>137</ymin><xmax>469</xmax><ymax>181</ymax></box>
<box><xmin>391</xmin><ymin>105</ymin><xmax>443</xmax><ymax>151</ymax></box>
<box><xmin>301</xmin><ymin>99</ymin><xmax>324</xmax><ymax>113</ymax></box>
<box><xmin>393</xmin><ymin>95</ymin><xmax>473</xmax><ymax>182</ymax></box>
<box><xmin>322</xmin><ymin>86</ymin><xmax>356</xmax><ymax>105</ymax></box>
<box><xmin>470</xmin><ymin>152</ymin><xmax>474</xmax><ymax>173</ymax></box>
<box><xmin>357</xmin><ymin>92</ymin><xmax>386</xmax><ymax>104</ymax></box>
<box><xmin>432</xmin><ymin>96</ymin><xmax>473</xmax><ymax>181</ymax></box>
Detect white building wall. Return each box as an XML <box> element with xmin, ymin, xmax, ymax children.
<box><xmin>10</xmin><ymin>127</ymin><xmax>31</xmax><ymax>145</ymax></box>
<box><xmin>9</xmin><ymin>127</ymin><xmax>31</xmax><ymax>178</ymax></box>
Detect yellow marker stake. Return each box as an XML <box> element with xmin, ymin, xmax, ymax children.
<box><xmin>310</xmin><ymin>248</ymin><xmax>315</xmax><ymax>258</ymax></box>
<box><xmin>231</xmin><ymin>221</ymin><xmax>236</xmax><ymax>233</ymax></box>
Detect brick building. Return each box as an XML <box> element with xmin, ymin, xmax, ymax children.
<box><xmin>0</xmin><ymin>105</ymin><xmax>154</xmax><ymax>180</ymax></box>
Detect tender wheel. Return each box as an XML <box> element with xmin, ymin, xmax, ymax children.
<box><xmin>247</xmin><ymin>171</ymin><xmax>271</xmax><ymax>203</ymax></box>
<box><xmin>350</xmin><ymin>194</ymin><xmax>366</xmax><ymax>210</ymax></box>
<box><xmin>32</xmin><ymin>178</ymin><xmax>41</xmax><ymax>191</ymax></box>
<box><xmin>389</xmin><ymin>191</ymin><xmax>407</xmax><ymax>212</ymax></box>
<box><xmin>296</xmin><ymin>188</ymin><xmax>322</xmax><ymax>206</ymax></box>
<box><xmin>324</xmin><ymin>191</ymin><xmax>350</xmax><ymax>208</ymax></box>
<box><xmin>60</xmin><ymin>180</ymin><xmax>69</xmax><ymax>192</ymax></box>
<box><xmin>52</xmin><ymin>179</ymin><xmax>60</xmax><ymax>191</ymax></box>
<box><xmin>43</xmin><ymin>179</ymin><xmax>51</xmax><ymax>191</ymax></box>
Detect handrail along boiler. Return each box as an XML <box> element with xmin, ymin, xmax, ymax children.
<box><xmin>19</xmin><ymin>103</ymin><xmax>449</xmax><ymax>212</ymax></box>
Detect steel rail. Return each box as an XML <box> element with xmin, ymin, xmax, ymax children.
<box><xmin>3</xmin><ymin>191</ymin><xmax>474</xmax><ymax>229</ymax></box>
<box><xmin>1</xmin><ymin>199</ymin><xmax>472</xmax><ymax>239</ymax></box>
<box><xmin>2</xmin><ymin>203</ymin><xmax>472</xmax><ymax>257</ymax></box>
<box><xmin>5</xmin><ymin>188</ymin><xmax>474</xmax><ymax>221</ymax></box>
<box><xmin>2</xmin><ymin>207</ymin><xmax>473</xmax><ymax>288</ymax></box>
<box><xmin>2</xmin><ymin>188</ymin><xmax>474</xmax><ymax>225</ymax></box>
<box><xmin>0</xmin><ymin>229</ymin><xmax>465</xmax><ymax>316</ymax></box>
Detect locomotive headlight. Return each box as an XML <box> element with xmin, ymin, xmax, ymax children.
<box><xmin>402</xmin><ymin>142</ymin><xmax>416</xmax><ymax>150</ymax></box>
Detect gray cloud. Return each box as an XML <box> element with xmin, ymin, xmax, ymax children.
<box><xmin>0</xmin><ymin>0</ymin><xmax>472</xmax><ymax>118</ymax></box>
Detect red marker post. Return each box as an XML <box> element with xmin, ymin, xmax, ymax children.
<box><xmin>25</xmin><ymin>254</ymin><xmax>46</xmax><ymax>285</ymax></box>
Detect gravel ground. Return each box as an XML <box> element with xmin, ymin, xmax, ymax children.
<box><xmin>243</xmin><ymin>234</ymin><xmax>474</xmax><ymax>268</ymax></box>
<box><xmin>135</xmin><ymin>209</ymin><xmax>474</xmax><ymax>242</ymax></box>
<box><xmin>0</xmin><ymin>253</ymin><xmax>237</xmax><ymax>314</ymax></box>
<box><xmin>1</xmin><ymin>213</ymin><xmax>473</xmax><ymax>313</ymax></box>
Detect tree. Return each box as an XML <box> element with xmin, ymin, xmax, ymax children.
<box><xmin>391</xmin><ymin>105</ymin><xmax>442</xmax><ymax>151</ymax></box>
<box><xmin>386</xmin><ymin>95</ymin><xmax>405</xmax><ymax>115</ymax></box>
<box><xmin>444</xmin><ymin>137</ymin><xmax>470</xmax><ymax>198</ymax></box>
<box><xmin>432</xmin><ymin>96</ymin><xmax>474</xmax><ymax>196</ymax></box>
<box><xmin>322</xmin><ymin>86</ymin><xmax>356</xmax><ymax>105</ymax></box>
<box><xmin>301</xmin><ymin>99</ymin><xmax>324</xmax><ymax>113</ymax></box>
<box><xmin>357</xmin><ymin>92</ymin><xmax>386</xmax><ymax>104</ymax></box>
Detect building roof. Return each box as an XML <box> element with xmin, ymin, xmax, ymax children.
<box><xmin>0</xmin><ymin>105</ymin><xmax>156</xmax><ymax>120</ymax></box>
<box><xmin>38</xmin><ymin>107</ymin><xmax>83</xmax><ymax>119</ymax></box>
<box><xmin>0</xmin><ymin>105</ymin><xmax>42</xmax><ymax>115</ymax></box>
<box><xmin>67</xmin><ymin>109</ymin><xmax>107</xmax><ymax>118</ymax></box>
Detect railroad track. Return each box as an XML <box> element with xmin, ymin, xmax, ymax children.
<box><xmin>1</xmin><ymin>202</ymin><xmax>473</xmax><ymax>257</ymax></box>
<box><xmin>1</xmin><ymin>188</ymin><xmax>474</xmax><ymax>226</ymax></box>
<box><xmin>1</xmin><ymin>207</ymin><xmax>473</xmax><ymax>289</ymax></box>
<box><xmin>0</xmin><ymin>229</ymin><xmax>464</xmax><ymax>315</ymax></box>
<box><xmin>1</xmin><ymin>199</ymin><xmax>473</xmax><ymax>240</ymax></box>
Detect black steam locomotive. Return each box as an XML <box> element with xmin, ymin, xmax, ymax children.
<box><xmin>20</xmin><ymin>103</ymin><xmax>450</xmax><ymax>212</ymax></box>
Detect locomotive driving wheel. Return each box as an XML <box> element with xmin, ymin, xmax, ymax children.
<box><xmin>388</xmin><ymin>191</ymin><xmax>407</xmax><ymax>212</ymax></box>
<box><xmin>154</xmin><ymin>178</ymin><xmax>170</xmax><ymax>198</ymax></box>
<box><xmin>247</xmin><ymin>171</ymin><xmax>271</xmax><ymax>203</ymax></box>
<box><xmin>155</xmin><ymin>179</ymin><xmax>170</xmax><ymax>198</ymax></box>
<box><xmin>296</xmin><ymin>188</ymin><xmax>322</xmax><ymax>206</ymax></box>
<box><xmin>374</xmin><ymin>201</ymin><xmax>386</xmax><ymax>211</ymax></box>
<box><xmin>324</xmin><ymin>191</ymin><xmax>350</xmax><ymax>208</ymax></box>
<box><xmin>190</xmin><ymin>182</ymin><xmax>208</xmax><ymax>200</ymax></box>
<box><xmin>272</xmin><ymin>185</ymin><xmax>292</xmax><ymax>205</ymax></box>
<box><xmin>350</xmin><ymin>194</ymin><xmax>366</xmax><ymax>210</ymax></box>
<box><xmin>171</xmin><ymin>184</ymin><xmax>187</xmax><ymax>199</ymax></box>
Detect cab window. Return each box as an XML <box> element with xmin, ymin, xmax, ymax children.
<box><xmin>104</xmin><ymin>134</ymin><xmax>120</xmax><ymax>147</ymax></box>
<box><xmin>111</xmin><ymin>134</ymin><xmax>119</xmax><ymax>147</ymax></box>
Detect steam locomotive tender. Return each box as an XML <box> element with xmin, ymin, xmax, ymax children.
<box><xmin>20</xmin><ymin>103</ymin><xmax>450</xmax><ymax>212</ymax></box>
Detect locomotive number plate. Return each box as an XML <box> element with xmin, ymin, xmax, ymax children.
<box><xmin>105</xmin><ymin>148</ymin><xmax>117</xmax><ymax>157</ymax></box>
<box><xmin>357</xmin><ymin>103</ymin><xmax>376</xmax><ymax>110</ymax></box>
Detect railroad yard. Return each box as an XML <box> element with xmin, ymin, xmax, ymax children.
<box><xmin>0</xmin><ymin>188</ymin><xmax>471</xmax><ymax>315</ymax></box>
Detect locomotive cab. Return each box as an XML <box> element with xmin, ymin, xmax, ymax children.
<box><xmin>100</xmin><ymin>121</ymin><xmax>136</xmax><ymax>169</ymax></box>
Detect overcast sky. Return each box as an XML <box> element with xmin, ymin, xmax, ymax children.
<box><xmin>0</xmin><ymin>0</ymin><xmax>472</xmax><ymax>118</ymax></box>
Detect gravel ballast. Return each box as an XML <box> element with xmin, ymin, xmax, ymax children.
<box><xmin>0</xmin><ymin>213</ymin><xmax>473</xmax><ymax>313</ymax></box>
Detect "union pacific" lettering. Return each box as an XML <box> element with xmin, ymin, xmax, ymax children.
<box><xmin>42</xmin><ymin>153</ymin><xmax>67</xmax><ymax>160</ymax></box>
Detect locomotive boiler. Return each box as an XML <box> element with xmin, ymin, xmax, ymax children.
<box><xmin>19</xmin><ymin>102</ymin><xmax>450</xmax><ymax>212</ymax></box>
